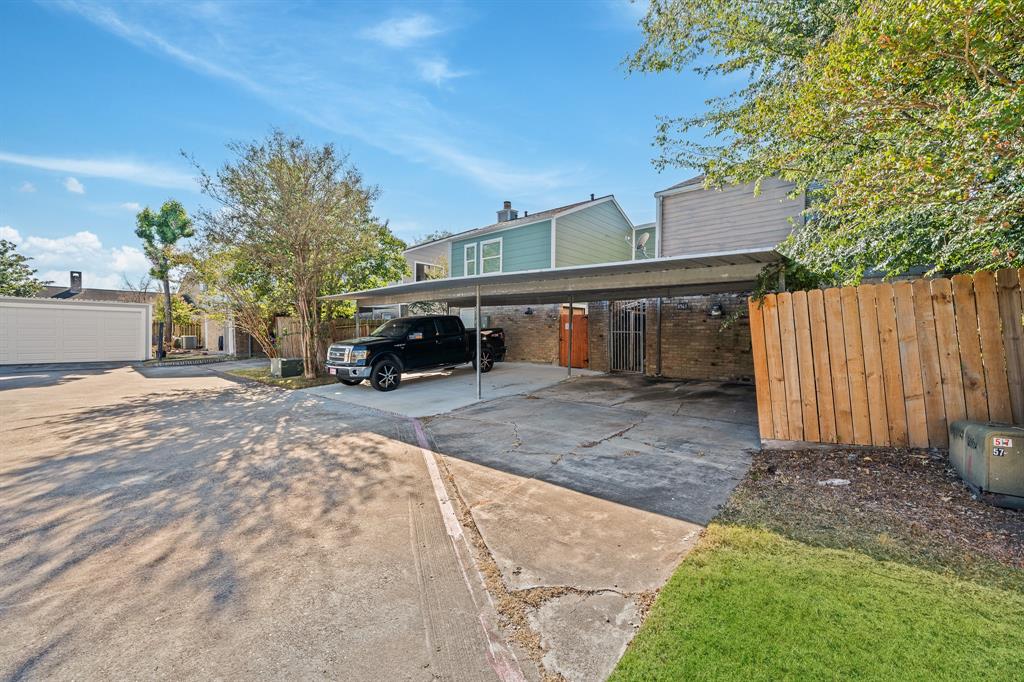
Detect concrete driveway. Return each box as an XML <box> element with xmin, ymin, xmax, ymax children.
<box><xmin>304</xmin><ymin>362</ymin><xmax>600</xmax><ymax>418</ymax></box>
<box><xmin>421</xmin><ymin>374</ymin><xmax>759</xmax><ymax>680</ymax></box>
<box><xmin>0</xmin><ymin>363</ymin><xmax>757</xmax><ymax>682</ymax></box>
<box><xmin>0</xmin><ymin>365</ymin><xmax>518</xmax><ymax>681</ymax></box>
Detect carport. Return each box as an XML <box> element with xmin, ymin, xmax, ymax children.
<box><xmin>322</xmin><ymin>248</ymin><xmax>777</xmax><ymax>399</ymax></box>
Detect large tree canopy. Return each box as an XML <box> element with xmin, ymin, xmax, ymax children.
<box><xmin>630</xmin><ymin>0</ymin><xmax>1024</xmax><ymax>282</ymax></box>
<box><xmin>194</xmin><ymin>130</ymin><xmax>408</xmax><ymax>377</ymax></box>
<box><xmin>0</xmin><ymin>239</ymin><xmax>46</xmax><ymax>297</ymax></box>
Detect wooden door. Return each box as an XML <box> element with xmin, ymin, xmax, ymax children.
<box><xmin>559</xmin><ymin>307</ymin><xmax>589</xmax><ymax>368</ymax></box>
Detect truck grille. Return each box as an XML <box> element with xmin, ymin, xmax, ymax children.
<box><xmin>328</xmin><ymin>345</ymin><xmax>352</xmax><ymax>363</ymax></box>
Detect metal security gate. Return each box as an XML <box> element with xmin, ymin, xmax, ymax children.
<box><xmin>609</xmin><ymin>300</ymin><xmax>646</xmax><ymax>373</ymax></box>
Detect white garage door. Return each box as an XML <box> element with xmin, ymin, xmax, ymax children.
<box><xmin>0</xmin><ymin>297</ymin><xmax>152</xmax><ymax>364</ymax></box>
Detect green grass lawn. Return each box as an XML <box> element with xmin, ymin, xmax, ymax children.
<box><xmin>612</xmin><ymin>523</ymin><xmax>1024</xmax><ymax>681</ymax></box>
<box><xmin>225</xmin><ymin>366</ymin><xmax>338</xmax><ymax>390</ymax></box>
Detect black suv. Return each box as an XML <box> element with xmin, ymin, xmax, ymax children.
<box><xmin>325</xmin><ymin>315</ymin><xmax>507</xmax><ymax>391</ymax></box>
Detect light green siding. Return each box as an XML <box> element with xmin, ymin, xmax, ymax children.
<box><xmin>634</xmin><ymin>226</ymin><xmax>656</xmax><ymax>259</ymax></box>
<box><xmin>450</xmin><ymin>220</ymin><xmax>551</xmax><ymax>277</ymax></box>
<box><xmin>555</xmin><ymin>201</ymin><xmax>633</xmax><ymax>267</ymax></box>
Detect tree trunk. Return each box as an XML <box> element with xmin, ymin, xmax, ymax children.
<box><xmin>162</xmin><ymin>276</ymin><xmax>173</xmax><ymax>345</ymax></box>
<box><xmin>296</xmin><ymin>292</ymin><xmax>319</xmax><ymax>379</ymax></box>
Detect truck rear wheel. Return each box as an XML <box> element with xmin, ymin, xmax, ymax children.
<box><xmin>473</xmin><ymin>348</ymin><xmax>494</xmax><ymax>373</ymax></box>
<box><xmin>370</xmin><ymin>359</ymin><xmax>402</xmax><ymax>391</ymax></box>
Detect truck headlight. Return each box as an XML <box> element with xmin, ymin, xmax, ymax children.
<box><xmin>351</xmin><ymin>349</ymin><xmax>369</xmax><ymax>361</ymax></box>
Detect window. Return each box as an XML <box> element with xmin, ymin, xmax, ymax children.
<box><xmin>464</xmin><ymin>244</ymin><xmax>477</xmax><ymax>276</ymax></box>
<box><xmin>414</xmin><ymin>320</ymin><xmax>438</xmax><ymax>339</ymax></box>
<box><xmin>481</xmin><ymin>238</ymin><xmax>502</xmax><ymax>274</ymax></box>
<box><xmin>415</xmin><ymin>262</ymin><xmax>444</xmax><ymax>281</ymax></box>
<box><xmin>437</xmin><ymin>316</ymin><xmax>462</xmax><ymax>335</ymax></box>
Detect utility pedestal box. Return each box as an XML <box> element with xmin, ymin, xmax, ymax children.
<box><xmin>948</xmin><ymin>421</ymin><xmax>1024</xmax><ymax>509</ymax></box>
<box><xmin>270</xmin><ymin>357</ymin><xmax>304</xmax><ymax>378</ymax></box>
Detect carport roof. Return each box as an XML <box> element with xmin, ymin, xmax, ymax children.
<box><xmin>321</xmin><ymin>248</ymin><xmax>778</xmax><ymax>307</ymax></box>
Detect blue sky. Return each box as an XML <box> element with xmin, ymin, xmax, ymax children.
<box><xmin>0</xmin><ymin>0</ymin><xmax>725</xmax><ymax>289</ymax></box>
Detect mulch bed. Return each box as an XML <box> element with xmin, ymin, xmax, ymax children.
<box><xmin>719</xmin><ymin>447</ymin><xmax>1024</xmax><ymax>589</ymax></box>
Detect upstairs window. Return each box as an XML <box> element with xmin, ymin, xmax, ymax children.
<box><xmin>481</xmin><ymin>238</ymin><xmax>502</xmax><ymax>273</ymax></box>
<box><xmin>415</xmin><ymin>262</ymin><xmax>444</xmax><ymax>281</ymax></box>
<box><xmin>464</xmin><ymin>244</ymin><xmax>477</xmax><ymax>276</ymax></box>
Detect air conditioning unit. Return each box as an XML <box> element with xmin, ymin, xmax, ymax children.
<box><xmin>180</xmin><ymin>335</ymin><xmax>198</xmax><ymax>350</ymax></box>
<box><xmin>948</xmin><ymin>421</ymin><xmax>1024</xmax><ymax>509</ymax></box>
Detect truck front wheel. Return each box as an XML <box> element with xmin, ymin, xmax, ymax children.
<box><xmin>370</xmin><ymin>359</ymin><xmax>402</xmax><ymax>391</ymax></box>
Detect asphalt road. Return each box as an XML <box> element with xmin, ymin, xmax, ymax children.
<box><xmin>0</xmin><ymin>365</ymin><xmax>513</xmax><ymax>680</ymax></box>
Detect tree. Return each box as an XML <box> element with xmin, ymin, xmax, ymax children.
<box><xmin>0</xmin><ymin>239</ymin><xmax>46</xmax><ymax>296</ymax></box>
<box><xmin>629</xmin><ymin>0</ymin><xmax>1024</xmax><ymax>282</ymax></box>
<box><xmin>413</xmin><ymin>229</ymin><xmax>453</xmax><ymax>245</ymax></box>
<box><xmin>153</xmin><ymin>294</ymin><xmax>196</xmax><ymax>327</ymax></box>
<box><xmin>193</xmin><ymin>130</ymin><xmax>409</xmax><ymax>377</ymax></box>
<box><xmin>186</xmin><ymin>245</ymin><xmax>285</xmax><ymax>358</ymax></box>
<box><xmin>135</xmin><ymin>201</ymin><xmax>195</xmax><ymax>344</ymax></box>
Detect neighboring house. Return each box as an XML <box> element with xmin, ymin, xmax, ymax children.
<box><xmin>37</xmin><ymin>271</ymin><xmax>161</xmax><ymax>304</ymax></box>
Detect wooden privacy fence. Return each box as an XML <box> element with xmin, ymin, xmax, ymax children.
<box><xmin>152</xmin><ymin>320</ymin><xmax>203</xmax><ymax>345</ymax></box>
<box><xmin>274</xmin><ymin>317</ymin><xmax>359</xmax><ymax>358</ymax></box>
<box><xmin>749</xmin><ymin>268</ymin><xmax>1024</xmax><ymax>448</ymax></box>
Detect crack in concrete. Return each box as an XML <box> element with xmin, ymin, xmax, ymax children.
<box><xmin>577</xmin><ymin>415</ymin><xmax>646</xmax><ymax>449</ymax></box>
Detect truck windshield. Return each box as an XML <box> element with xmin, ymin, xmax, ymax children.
<box><xmin>371</xmin><ymin>319</ymin><xmax>415</xmax><ymax>339</ymax></box>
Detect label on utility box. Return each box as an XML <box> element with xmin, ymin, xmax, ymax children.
<box><xmin>993</xmin><ymin>437</ymin><xmax>1014</xmax><ymax>447</ymax></box>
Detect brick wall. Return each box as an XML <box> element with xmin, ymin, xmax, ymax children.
<box><xmin>649</xmin><ymin>294</ymin><xmax>753</xmax><ymax>381</ymax></box>
<box><xmin>588</xmin><ymin>301</ymin><xmax>610</xmax><ymax>372</ymax></box>
<box><xmin>465</xmin><ymin>294</ymin><xmax>753</xmax><ymax>381</ymax></box>
<box><xmin>479</xmin><ymin>304</ymin><xmax>561</xmax><ymax>364</ymax></box>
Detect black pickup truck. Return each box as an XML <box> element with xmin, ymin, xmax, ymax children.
<box><xmin>325</xmin><ymin>315</ymin><xmax>507</xmax><ymax>391</ymax></box>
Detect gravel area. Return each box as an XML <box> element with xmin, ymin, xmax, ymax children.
<box><xmin>719</xmin><ymin>447</ymin><xmax>1024</xmax><ymax>590</ymax></box>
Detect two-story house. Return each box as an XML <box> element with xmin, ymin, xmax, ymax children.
<box><xmin>378</xmin><ymin>195</ymin><xmax>651</xmax><ymax>365</ymax></box>
<box><xmin>341</xmin><ymin>176</ymin><xmax>803</xmax><ymax>382</ymax></box>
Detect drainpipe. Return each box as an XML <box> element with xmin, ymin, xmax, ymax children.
<box><xmin>475</xmin><ymin>284</ymin><xmax>482</xmax><ymax>401</ymax></box>
<box><xmin>656</xmin><ymin>297</ymin><xmax>663</xmax><ymax>376</ymax></box>
<box><xmin>567</xmin><ymin>294</ymin><xmax>574</xmax><ymax>377</ymax></box>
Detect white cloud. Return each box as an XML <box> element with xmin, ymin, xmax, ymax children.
<box><xmin>55</xmin><ymin>2</ymin><xmax>574</xmax><ymax>197</ymax></box>
<box><xmin>11</xmin><ymin>229</ymin><xmax>151</xmax><ymax>289</ymax></box>
<box><xmin>0</xmin><ymin>226</ymin><xmax>22</xmax><ymax>244</ymax></box>
<box><xmin>416</xmin><ymin>58</ymin><xmax>469</xmax><ymax>87</ymax></box>
<box><xmin>18</xmin><ymin>181</ymin><xmax>36</xmax><ymax>193</ymax></box>
<box><xmin>0</xmin><ymin>151</ymin><xmax>196</xmax><ymax>190</ymax></box>
<box><xmin>64</xmin><ymin>176</ymin><xmax>86</xmax><ymax>194</ymax></box>
<box><xmin>120</xmin><ymin>202</ymin><xmax>142</xmax><ymax>211</ymax></box>
<box><xmin>362</xmin><ymin>14</ymin><xmax>443</xmax><ymax>48</ymax></box>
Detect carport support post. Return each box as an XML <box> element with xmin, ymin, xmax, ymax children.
<box><xmin>475</xmin><ymin>284</ymin><xmax>481</xmax><ymax>401</ymax></box>
<box><xmin>567</xmin><ymin>295</ymin><xmax>573</xmax><ymax>377</ymax></box>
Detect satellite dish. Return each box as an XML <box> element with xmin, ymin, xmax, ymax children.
<box><xmin>636</xmin><ymin>231</ymin><xmax>651</xmax><ymax>257</ymax></box>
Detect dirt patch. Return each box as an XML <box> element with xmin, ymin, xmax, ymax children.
<box><xmin>720</xmin><ymin>447</ymin><xmax>1024</xmax><ymax>590</ymax></box>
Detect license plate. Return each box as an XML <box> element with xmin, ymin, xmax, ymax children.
<box><xmin>328</xmin><ymin>367</ymin><xmax>337</xmax><ymax>375</ymax></box>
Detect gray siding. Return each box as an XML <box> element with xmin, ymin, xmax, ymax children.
<box><xmin>660</xmin><ymin>178</ymin><xmax>803</xmax><ymax>256</ymax></box>
<box><xmin>402</xmin><ymin>239</ymin><xmax>450</xmax><ymax>283</ymax></box>
<box><xmin>555</xmin><ymin>200</ymin><xmax>633</xmax><ymax>267</ymax></box>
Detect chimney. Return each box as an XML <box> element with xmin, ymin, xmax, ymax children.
<box><xmin>496</xmin><ymin>200</ymin><xmax>519</xmax><ymax>223</ymax></box>
<box><xmin>70</xmin><ymin>270</ymin><xmax>82</xmax><ymax>293</ymax></box>
<box><xmin>590</xmin><ymin>193</ymin><xmax>595</xmax><ymax>201</ymax></box>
